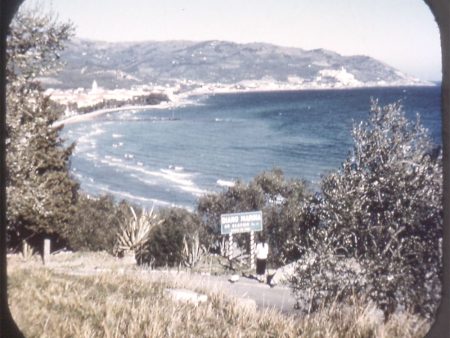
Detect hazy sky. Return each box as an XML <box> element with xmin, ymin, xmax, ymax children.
<box><xmin>27</xmin><ymin>0</ymin><xmax>441</xmax><ymax>81</ymax></box>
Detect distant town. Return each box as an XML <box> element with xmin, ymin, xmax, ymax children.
<box><xmin>46</xmin><ymin>70</ymin><xmax>434</xmax><ymax>120</ymax></box>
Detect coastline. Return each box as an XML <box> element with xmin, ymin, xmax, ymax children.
<box><xmin>52</xmin><ymin>99</ymin><xmax>189</xmax><ymax>127</ymax></box>
<box><xmin>52</xmin><ymin>83</ymin><xmax>436</xmax><ymax>127</ymax></box>
<box><xmin>59</xmin><ymin>85</ymin><xmax>440</xmax><ymax>211</ymax></box>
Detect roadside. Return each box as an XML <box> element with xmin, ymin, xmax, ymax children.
<box><xmin>7</xmin><ymin>251</ymin><xmax>298</xmax><ymax>315</ymax></box>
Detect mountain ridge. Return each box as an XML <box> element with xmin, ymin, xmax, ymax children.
<box><xmin>46</xmin><ymin>38</ymin><xmax>432</xmax><ymax>91</ymax></box>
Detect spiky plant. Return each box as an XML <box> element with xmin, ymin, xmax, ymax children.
<box><xmin>182</xmin><ymin>231</ymin><xmax>206</xmax><ymax>269</ymax></box>
<box><xmin>21</xmin><ymin>240</ymin><xmax>36</xmax><ymax>261</ymax></box>
<box><xmin>116</xmin><ymin>206</ymin><xmax>162</xmax><ymax>255</ymax></box>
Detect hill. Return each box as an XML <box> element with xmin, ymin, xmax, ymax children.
<box><xmin>44</xmin><ymin>38</ymin><xmax>431</xmax><ymax>91</ymax></box>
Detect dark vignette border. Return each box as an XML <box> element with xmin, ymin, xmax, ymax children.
<box><xmin>0</xmin><ymin>1</ymin><xmax>448</xmax><ymax>337</ymax></box>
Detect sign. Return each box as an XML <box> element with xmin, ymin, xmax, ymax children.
<box><xmin>220</xmin><ymin>211</ymin><xmax>263</xmax><ymax>235</ymax></box>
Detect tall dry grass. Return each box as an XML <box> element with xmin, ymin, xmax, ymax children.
<box><xmin>7</xmin><ymin>257</ymin><xmax>430</xmax><ymax>337</ymax></box>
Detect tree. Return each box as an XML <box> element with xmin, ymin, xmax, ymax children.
<box><xmin>6</xmin><ymin>7</ymin><xmax>77</xmax><ymax>249</ymax></box>
<box><xmin>294</xmin><ymin>101</ymin><xmax>443</xmax><ymax>318</ymax></box>
<box><xmin>66</xmin><ymin>195</ymin><xmax>134</xmax><ymax>253</ymax></box>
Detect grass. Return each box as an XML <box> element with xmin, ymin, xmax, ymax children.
<box><xmin>7</xmin><ymin>252</ymin><xmax>430</xmax><ymax>337</ymax></box>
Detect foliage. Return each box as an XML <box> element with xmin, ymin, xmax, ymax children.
<box><xmin>66</xmin><ymin>195</ymin><xmax>134</xmax><ymax>253</ymax></box>
<box><xmin>292</xmin><ymin>101</ymin><xmax>443</xmax><ymax>319</ymax></box>
<box><xmin>181</xmin><ymin>231</ymin><xmax>207</xmax><ymax>268</ymax></box>
<box><xmin>290</xmin><ymin>247</ymin><xmax>366</xmax><ymax>313</ymax></box>
<box><xmin>21</xmin><ymin>240</ymin><xmax>37</xmax><ymax>261</ymax></box>
<box><xmin>8</xmin><ymin>257</ymin><xmax>430</xmax><ymax>337</ymax></box>
<box><xmin>6</xmin><ymin>6</ymin><xmax>78</xmax><ymax>249</ymax></box>
<box><xmin>115</xmin><ymin>206</ymin><xmax>162</xmax><ymax>255</ymax></box>
<box><xmin>197</xmin><ymin>169</ymin><xmax>317</xmax><ymax>266</ymax></box>
<box><xmin>138</xmin><ymin>207</ymin><xmax>205</xmax><ymax>267</ymax></box>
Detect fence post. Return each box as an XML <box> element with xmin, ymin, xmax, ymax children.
<box><xmin>43</xmin><ymin>239</ymin><xmax>50</xmax><ymax>265</ymax></box>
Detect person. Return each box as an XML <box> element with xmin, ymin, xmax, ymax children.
<box><xmin>255</xmin><ymin>234</ymin><xmax>269</xmax><ymax>282</ymax></box>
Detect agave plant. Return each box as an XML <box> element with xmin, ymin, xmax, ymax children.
<box><xmin>182</xmin><ymin>231</ymin><xmax>206</xmax><ymax>269</ymax></box>
<box><xmin>116</xmin><ymin>206</ymin><xmax>162</xmax><ymax>256</ymax></box>
<box><xmin>21</xmin><ymin>240</ymin><xmax>36</xmax><ymax>261</ymax></box>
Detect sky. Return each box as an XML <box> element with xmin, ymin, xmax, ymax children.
<box><xmin>24</xmin><ymin>0</ymin><xmax>441</xmax><ymax>81</ymax></box>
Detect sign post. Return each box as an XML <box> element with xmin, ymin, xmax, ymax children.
<box><xmin>220</xmin><ymin>211</ymin><xmax>263</xmax><ymax>268</ymax></box>
<box><xmin>250</xmin><ymin>230</ymin><xmax>255</xmax><ymax>269</ymax></box>
<box><xmin>228</xmin><ymin>233</ymin><xmax>233</xmax><ymax>259</ymax></box>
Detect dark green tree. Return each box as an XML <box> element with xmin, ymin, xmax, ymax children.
<box><xmin>6</xmin><ymin>7</ymin><xmax>78</xmax><ymax>248</ymax></box>
<box><xmin>66</xmin><ymin>195</ymin><xmax>134</xmax><ymax>253</ymax></box>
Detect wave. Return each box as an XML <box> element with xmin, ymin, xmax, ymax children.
<box><xmin>81</xmin><ymin>181</ymin><xmax>177</xmax><ymax>208</ymax></box>
<box><xmin>70</xmin><ymin>124</ymin><xmax>105</xmax><ymax>154</ymax></box>
<box><xmin>214</xmin><ymin>118</ymin><xmax>232</xmax><ymax>122</ymax></box>
<box><xmin>112</xmin><ymin>142</ymin><xmax>124</xmax><ymax>148</ymax></box>
<box><xmin>168</xmin><ymin>164</ymin><xmax>184</xmax><ymax>171</ymax></box>
<box><xmin>213</xmin><ymin>117</ymin><xmax>244</xmax><ymax>123</ymax></box>
<box><xmin>81</xmin><ymin>153</ymin><xmax>207</xmax><ymax>197</ymax></box>
<box><xmin>217</xmin><ymin>179</ymin><xmax>235</xmax><ymax>188</ymax></box>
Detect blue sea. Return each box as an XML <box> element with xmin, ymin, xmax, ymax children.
<box><xmin>62</xmin><ymin>86</ymin><xmax>442</xmax><ymax>210</ymax></box>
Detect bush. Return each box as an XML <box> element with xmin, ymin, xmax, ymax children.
<box><xmin>291</xmin><ymin>100</ymin><xmax>443</xmax><ymax>319</ymax></box>
<box><xmin>115</xmin><ymin>206</ymin><xmax>162</xmax><ymax>255</ymax></box>
<box><xmin>66</xmin><ymin>194</ymin><xmax>135</xmax><ymax>253</ymax></box>
<box><xmin>137</xmin><ymin>207</ymin><xmax>205</xmax><ymax>267</ymax></box>
<box><xmin>290</xmin><ymin>247</ymin><xmax>366</xmax><ymax>314</ymax></box>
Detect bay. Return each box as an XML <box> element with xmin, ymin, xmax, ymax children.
<box><xmin>62</xmin><ymin>86</ymin><xmax>441</xmax><ymax>210</ymax></box>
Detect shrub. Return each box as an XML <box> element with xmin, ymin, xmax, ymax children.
<box><xmin>181</xmin><ymin>231</ymin><xmax>207</xmax><ymax>268</ymax></box>
<box><xmin>137</xmin><ymin>207</ymin><xmax>205</xmax><ymax>267</ymax></box>
<box><xmin>292</xmin><ymin>100</ymin><xmax>443</xmax><ymax>319</ymax></box>
<box><xmin>66</xmin><ymin>194</ymin><xmax>135</xmax><ymax>253</ymax></box>
<box><xmin>115</xmin><ymin>206</ymin><xmax>162</xmax><ymax>256</ymax></box>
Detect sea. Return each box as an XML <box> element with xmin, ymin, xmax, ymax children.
<box><xmin>61</xmin><ymin>86</ymin><xmax>442</xmax><ymax>210</ymax></box>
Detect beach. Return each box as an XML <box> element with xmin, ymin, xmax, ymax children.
<box><xmin>53</xmin><ymin>100</ymin><xmax>186</xmax><ymax>127</ymax></box>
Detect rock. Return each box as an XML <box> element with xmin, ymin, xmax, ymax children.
<box><xmin>164</xmin><ymin>288</ymin><xmax>208</xmax><ymax>305</ymax></box>
<box><xmin>269</xmin><ymin>261</ymin><xmax>298</xmax><ymax>287</ymax></box>
<box><xmin>229</xmin><ymin>274</ymin><xmax>240</xmax><ymax>283</ymax></box>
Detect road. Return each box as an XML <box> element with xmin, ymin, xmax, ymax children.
<box><xmin>36</xmin><ymin>252</ymin><xmax>300</xmax><ymax>315</ymax></box>
<box><xmin>144</xmin><ymin>269</ymin><xmax>299</xmax><ymax>315</ymax></box>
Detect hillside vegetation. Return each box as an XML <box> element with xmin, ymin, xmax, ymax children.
<box><xmin>8</xmin><ymin>253</ymin><xmax>429</xmax><ymax>338</ymax></box>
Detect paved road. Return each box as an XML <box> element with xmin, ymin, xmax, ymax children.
<box><xmin>145</xmin><ymin>270</ymin><xmax>299</xmax><ymax>315</ymax></box>
<box><xmin>212</xmin><ymin>275</ymin><xmax>297</xmax><ymax>314</ymax></box>
<box><xmin>42</xmin><ymin>253</ymin><xmax>299</xmax><ymax>315</ymax></box>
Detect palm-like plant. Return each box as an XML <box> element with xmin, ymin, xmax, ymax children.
<box><xmin>116</xmin><ymin>206</ymin><xmax>162</xmax><ymax>256</ymax></box>
<box><xmin>21</xmin><ymin>240</ymin><xmax>36</xmax><ymax>261</ymax></box>
<box><xmin>182</xmin><ymin>231</ymin><xmax>206</xmax><ymax>268</ymax></box>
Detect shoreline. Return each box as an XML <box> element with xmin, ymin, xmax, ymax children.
<box><xmin>52</xmin><ymin>99</ymin><xmax>190</xmax><ymax>127</ymax></box>
<box><xmin>53</xmin><ymin>83</ymin><xmax>436</xmax><ymax>127</ymax></box>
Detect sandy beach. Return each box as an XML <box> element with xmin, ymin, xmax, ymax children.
<box><xmin>52</xmin><ymin>99</ymin><xmax>189</xmax><ymax>127</ymax></box>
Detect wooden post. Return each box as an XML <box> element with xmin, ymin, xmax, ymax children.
<box><xmin>250</xmin><ymin>231</ymin><xmax>255</xmax><ymax>269</ymax></box>
<box><xmin>43</xmin><ymin>239</ymin><xmax>50</xmax><ymax>265</ymax></box>
<box><xmin>228</xmin><ymin>233</ymin><xmax>233</xmax><ymax>259</ymax></box>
